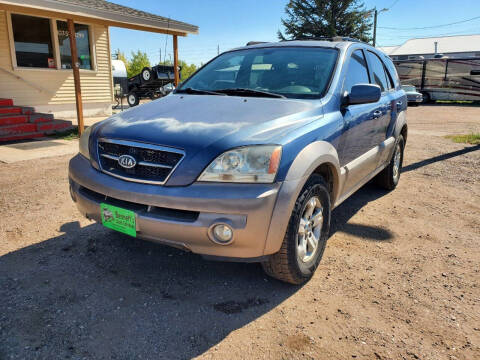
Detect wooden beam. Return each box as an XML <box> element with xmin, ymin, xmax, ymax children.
<box><xmin>173</xmin><ymin>35</ymin><xmax>179</xmax><ymax>87</ymax></box>
<box><xmin>0</xmin><ymin>4</ymin><xmax>189</xmax><ymax>36</ymax></box>
<box><xmin>67</xmin><ymin>18</ymin><xmax>84</xmax><ymax>135</ymax></box>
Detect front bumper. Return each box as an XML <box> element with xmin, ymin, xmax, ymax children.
<box><xmin>407</xmin><ymin>95</ymin><xmax>423</xmax><ymax>103</ymax></box>
<box><xmin>69</xmin><ymin>154</ymin><xmax>281</xmax><ymax>260</ymax></box>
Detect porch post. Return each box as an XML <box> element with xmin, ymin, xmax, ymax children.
<box><xmin>67</xmin><ymin>19</ymin><xmax>84</xmax><ymax>136</ymax></box>
<box><xmin>173</xmin><ymin>35</ymin><xmax>179</xmax><ymax>87</ymax></box>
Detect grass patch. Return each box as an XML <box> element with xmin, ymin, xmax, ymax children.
<box><xmin>445</xmin><ymin>134</ymin><xmax>480</xmax><ymax>145</ymax></box>
<box><xmin>51</xmin><ymin>127</ymin><xmax>79</xmax><ymax>140</ymax></box>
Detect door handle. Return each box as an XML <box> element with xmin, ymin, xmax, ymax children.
<box><xmin>373</xmin><ymin>110</ymin><xmax>382</xmax><ymax>118</ymax></box>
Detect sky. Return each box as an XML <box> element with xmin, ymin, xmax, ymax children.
<box><xmin>109</xmin><ymin>0</ymin><xmax>480</xmax><ymax>66</ymax></box>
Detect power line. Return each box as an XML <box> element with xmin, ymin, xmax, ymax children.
<box><xmin>386</xmin><ymin>0</ymin><xmax>400</xmax><ymax>10</ymax></box>
<box><xmin>378</xmin><ymin>15</ymin><xmax>480</xmax><ymax>30</ymax></box>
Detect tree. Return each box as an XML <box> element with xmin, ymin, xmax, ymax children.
<box><xmin>179</xmin><ymin>60</ymin><xmax>197</xmax><ymax>81</ymax></box>
<box><xmin>128</xmin><ymin>50</ymin><xmax>151</xmax><ymax>78</ymax></box>
<box><xmin>278</xmin><ymin>0</ymin><xmax>372</xmax><ymax>43</ymax></box>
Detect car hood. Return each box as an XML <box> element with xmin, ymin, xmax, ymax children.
<box><xmin>93</xmin><ymin>94</ymin><xmax>321</xmax><ymax>185</ymax></box>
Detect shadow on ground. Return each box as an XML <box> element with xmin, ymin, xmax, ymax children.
<box><xmin>0</xmin><ymin>183</ymin><xmax>393</xmax><ymax>359</ymax></box>
<box><xmin>331</xmin><ymin>183</ymin><xmax>393</xmax><ymax>242</ymax></box>
<box><xmin>0</xmin><ymin>222</ymin><xmax>299</xmax><ymax>359</ymax></box>
<box><xmin>402</xmin><ymin>144</ymin><xmax>480</xmax><ymax>173</ymax></box>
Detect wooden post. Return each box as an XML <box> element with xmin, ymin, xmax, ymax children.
<box><xmin>173</xmin><ymin>35</ymin><xmax>179</xmax><ymax>87</ymax></box>
<box><xmin>67</xmin><ymin>19</ymin><xmax>84</xmax><ymax>135</ymax></box>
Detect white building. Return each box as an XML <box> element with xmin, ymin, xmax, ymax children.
<box><xmin>378</xmin><ymin>34</ymin><xmax>480</xmax><ymax>60</ymax></box>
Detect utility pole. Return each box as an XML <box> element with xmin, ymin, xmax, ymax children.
<box><xmin>159</xmin><ymin>48</ymin><xmax>162</xmax><ymax>64</ymax></box>
<box><xmin>371</xmin><ymin>7</ymin><xmax>388</xmax><ymax>47</ymax></box>
<box><xmin>217</xmin><ymin>44</ymin><xmax>220</xmax><ymax>55</ymax></box>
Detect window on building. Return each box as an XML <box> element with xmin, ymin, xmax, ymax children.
<box><xmin>11</xmin><ymin>14</ymin><xmax>54</xmax><ymax>68</ymax></box>
<box><xmin>367</xmin><ymin>51</ymin><xmax>389</xmax><ymax>92</ymax></box>
<box><xmin>57</xmin><ymin>21</ymin><xmax>92</xmax><ymax>70</ymax></box>
<box><xmin>343</xmin><ymin>50</ymin><xmax>370</xmax><ymax>93</ymax></box>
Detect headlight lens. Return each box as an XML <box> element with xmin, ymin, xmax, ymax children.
<box><xmin>79</xmin><ymin>126</ymin><xmax>93</xmax><ymax>159</ymax></box>
<box><xmin>198</xmin><ymin>145</ymin><xmax>282</xmax><ymax>183</ymax></box>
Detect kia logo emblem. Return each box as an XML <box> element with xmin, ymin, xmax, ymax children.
<box><xmin>118</xmin><ymin>154</ymin><xmax>136</xmax><ymax>169</ymax></box>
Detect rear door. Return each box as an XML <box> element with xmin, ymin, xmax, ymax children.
<box><xmin>365</xmin><ymin>50</ymin><xmax>393</xmax><ymax>149</ymax></box>
<box><xmin>339</xmin><ymin>48</ymin><xmax>382</xmax><ymax>192</ymax></box>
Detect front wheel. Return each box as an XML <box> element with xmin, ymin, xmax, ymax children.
<box><xmin>262</xmin><ymin>174</ymin><xmax>331</xmax><ymax>285</ymax></box>
<box><xmin>421</xmin><ymin>92</ymin><xmax>431</xmax><ymax>104</ymax></box>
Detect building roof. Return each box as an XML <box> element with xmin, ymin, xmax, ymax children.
<box><xmin>383</xmin><ymin>34</ymin><xmax>480</xmax><ymax>56</ymax></box>
<box><xmin>0</xmin><ymin>0</ymin><xmax>198</xmax><ymax>35</ymax></box>
<box><xmin>377</xmin><ymin>46</ymin><xmax>398</xmax><ymax>55</ymax></box>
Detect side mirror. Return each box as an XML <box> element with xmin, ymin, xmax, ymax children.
<box><xmin>471</xmin><ymin>70</ymin><xmax>480</xmax><ymax>76</ymax></box>
<box><xmin>345</xmin><ymin>84</ymin><xmax>381</xmax><ymax>106</ymax></box>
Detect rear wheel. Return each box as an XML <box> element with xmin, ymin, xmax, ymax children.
<box><xmin>127</xmin><ymin>92</ymin><xmax>140</xmax><ymax>107</ymax></box>
<box><xmin>262</xmin><ymin>174</ymin><xmax>331</xmax><ymax>285</ymax></box>
<box><xmin>374</xmin><ymin>135</ymin><xmax>404</xmax><ymax>190</ymax></box>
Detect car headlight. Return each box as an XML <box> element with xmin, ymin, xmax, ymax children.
<box><xmin>198</xmin><ymin>145</ymin><xmax>282</xmax><ymax>183</ymax></box>
<box><xmin>79</xmin><ymin>125</ymin><xmax>93</xmax><ymax>159</ymax></box>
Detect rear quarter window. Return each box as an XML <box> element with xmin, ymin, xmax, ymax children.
<box><xmin>383</xmin><ymin>56</ymin><xmax>400</xmax><ymax>89</ymax></box>
<box><xmin>366</xmin><ymin>51</ymin><xmax>389</xmax><ymax>92</ymax></box>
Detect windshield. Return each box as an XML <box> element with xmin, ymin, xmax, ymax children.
<box><xmin>178</xmin><ymin>47</ymin><xmax>338</xmax><ymax>99</ymax></box>
<box><xmin>402</xmin><ymin>85</ymin><xmax>416</xmax><ymax>92</ymax></box>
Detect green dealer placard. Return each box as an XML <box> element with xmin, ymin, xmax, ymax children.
<box><xmin>100</xmin><ymin>203</ymin><xmax>137</xmax><ymax>237</ymax></box>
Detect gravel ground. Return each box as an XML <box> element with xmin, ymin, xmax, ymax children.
<box><xmin>0</xmin><ymin>105</ymin><xmax>479</xmax><ymax>360</ymax></box>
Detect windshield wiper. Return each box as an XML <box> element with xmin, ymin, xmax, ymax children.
<box><xmin>215</xmin><ymin>88</ymin><xmax>286</xmax><ymax>99</ymax></box>
<box><xmin>176</xmin><ymin>87</ymin><xmax>226</xmax><ymax>96</ymax></box>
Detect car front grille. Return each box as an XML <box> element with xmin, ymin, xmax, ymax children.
<box><xmin>97</xmin><ymin>139</ymin><xmax>184</xmax><ymax>184</ymax></box>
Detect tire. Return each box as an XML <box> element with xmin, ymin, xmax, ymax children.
<box><xmin>141</xmin><ymin>67</ymin><xmax>153</xmax><ymax>82</ymax></box>
<box><xmin>262</xmin><ymin>174</ymin><xmax>331</xmax><ymax>285</ymax></box>
<box><xmin>374</xmin><ymin>135</ymin><xmax>405</xmax><ymax>190</ymax></box>
<box><xmin>127</xmin><ymin>92</ymin><xmax>140</xmax><ymax>107</ymax></box>
<box><xmin>421</xmin><ymin>92</ymin><xmax>431</xmax><ymax>104</ymax></box>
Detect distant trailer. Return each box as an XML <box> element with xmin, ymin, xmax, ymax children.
<box><xmin>112</xmin><ymin>60</ymin><xmax>128</xmax><ymax>105</ymax></box>
<box><xmin>123</xmin><ymin>65</ymin><xmax>180</xmax><ymax>107</ymax></box>
<box><xmin>394</xmin><ymin>57</ymin><xmax>480</xmax><ymax>102</ymax></box>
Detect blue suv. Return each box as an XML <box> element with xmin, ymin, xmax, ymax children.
<box><xmin>69</xmin><ymin>38</ymin><xmax>407</xmax><ymax>284</ymax></box>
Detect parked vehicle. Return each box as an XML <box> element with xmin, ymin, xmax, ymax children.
<box><xmin>401</xmin><ymin>85</ymin><xmax>423</xmax><ymax>105</ymax></box>
<box><xmin>394</xmin><ymin>58</ymin><xmax>480</xmax><ymax>103</ymax></box>
<box><xmin>69</xmin><ymin>38</ymin><xmax>407</xmax><ymax>284</ymax></box>
<box><xmin>115</xmin><ymin>64</ymin><xmax>179</xmax><ymax>107</ymax></box>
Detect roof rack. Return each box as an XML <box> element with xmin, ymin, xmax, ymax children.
<box><xmin>283</xmin><ymin>36</ymin><xmax>367</xmax><ymax>44</ymax></box>
<box><xmin>246</xmin><ymin>41</ymin><xmax>268</xmax><ymax>46</ymax></box>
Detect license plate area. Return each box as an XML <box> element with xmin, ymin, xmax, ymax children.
<box><xmin>100</xmin><ymin>203</ymin><xmax>136</xmax><ymax>237</ymax></box>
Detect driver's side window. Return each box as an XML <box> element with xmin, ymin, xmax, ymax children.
<box><xmin>344</xmin><ymin>50</ymin><xmax>370</xmax><ymax>93</ymax></box>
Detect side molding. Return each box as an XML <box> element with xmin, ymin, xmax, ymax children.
<box><xmin>263</xmin><ymin>141</ymin><xmax>341</xmax><ymax>255</ymax></box>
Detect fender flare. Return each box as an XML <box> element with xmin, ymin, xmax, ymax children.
<box><xmin>263</xmin><ymin>141</ymin><xmax>342</xmax><ymax>255</ymax></box>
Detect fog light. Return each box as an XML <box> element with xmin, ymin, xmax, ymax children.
<box><xmin>212</xmin><ymin>224</ymin><xmax>233</xmax><ymax>244</ymax></box>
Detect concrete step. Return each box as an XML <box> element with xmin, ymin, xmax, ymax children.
<box><xmin>21</xmin><ymin>107</ymin><xmax>35</xmax><ymax>115</ymax></box>
<box><xmin>36</xmin><ymin>120</ymin><xmax>73</xmax><ymax>133</ymax></box>
<box><xmin>0</xmin><ymin>106</ymin><xmax>22</xmax><ymax>115</ymax></box>
<box><xmin>0</xmin><ymin>98</ymin><xmax>13</xmax><ymax>107</ymax></box>
<box><xmin>0</xmin><ymin>114</ymin><xmax>28</xmax><ymax>126</ymax></box>
<box><xmin>0</xmin><ymin>132</ymin><xmax>45</xmax><ymax>142</ymax></box>
<box><xmin>0</xmin><ymin>122</ymin><xmax>36</xmax><ymax>136</ymax></box>
<box><xmin>29</xmin><ymin>113</ymin><xmax>54</xmax><ymax>123</ymax></box>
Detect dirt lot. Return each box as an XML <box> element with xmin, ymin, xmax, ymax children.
<box><xmin>0</xmin><ymin>105</ymin><xmax>479</xmax><ymax>360</ymax></box>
